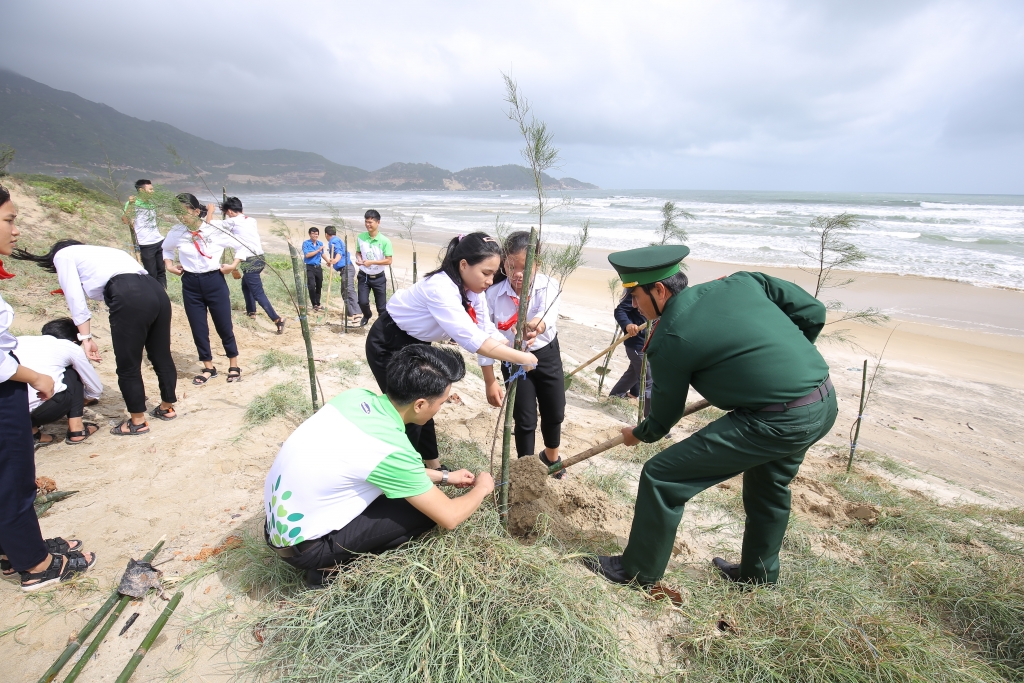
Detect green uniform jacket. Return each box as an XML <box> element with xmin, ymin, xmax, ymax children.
<box><xmin>634</xmin><ymin>271</ymin><xmax>830</xmax><ymax>442</ymax></box>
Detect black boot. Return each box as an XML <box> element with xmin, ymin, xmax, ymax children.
<box><xmin>712</xmin><ymin>556</ymin><xmax>741</xmax><ymax>582</ymax></box>
<box><xmin>582</xmin><ymin>555</ymin><xmax>650</xmax><ymax>589</ymax></box>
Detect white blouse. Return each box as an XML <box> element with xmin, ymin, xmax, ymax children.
<box><xmin>480</xmin><ymin>273</ymin><xmax>560</xmax><ymax>366</ymax></box>
<box><xmin>53</xmin><ymin>245</ymin><xmax>148</xmax><ymax>325</ymax></box>
<box><xmin>15</xmin><ymin>335</ymin><xmax>103</xmax><ymax>412</ymax></box>
<box><xmin>208</xmin><ymin>215</ymin><xmax>264</xmax><ymax>260</ymax></box>
<box><xmin>0</xmin><ymin>291</ymin><xmax>19</xmax><ymax>383</ymax></box>
<box><xmin>162</xmin><ymin>223</ymin><xmax>234</xmax><ymax>273</ymax></box>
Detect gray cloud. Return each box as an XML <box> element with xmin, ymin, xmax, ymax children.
<box><xmin>3</xmin><ymin>0</ymin><xmax>1023</xmax><ymax>192</ymax></box>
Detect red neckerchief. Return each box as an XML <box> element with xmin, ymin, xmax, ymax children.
<box><xmin>189</xmin><ymin>229</ymin><xmax>213</xmax><ymax>259</ymax></box>
<box><xmin>641</xmin><ymin>318</ymin><xmax>659</xmax><ymax>353</ymax></box>
<box><xmin>497</xmin><ymin>293</ymin><xmax>520</xmax><ymax>331</ymax></box>
<box><xmin>466</xmin><ymin>304</ymin><xmax>478</xmax><ymax>324</ymax></box>
<box><xmin>0</xmin><ymin>258</ymin><xmax>14</xmax><ymax>280</ymax></box>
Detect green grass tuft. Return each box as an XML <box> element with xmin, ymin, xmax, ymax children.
<box><xmin>254</xmin><ymin>349</ymin><xmax>304</xmax><ymax>372</ymax></box>
<box><xmin>243</xmin><ymin>381</ymin><xmax>313</xmax><ymax>426</ymax></box>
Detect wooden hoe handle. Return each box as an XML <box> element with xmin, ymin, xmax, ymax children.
<box><xmin>565</xmin><ymin>321</ymin><xmax>649</xmax><ymax>379</ymax></box>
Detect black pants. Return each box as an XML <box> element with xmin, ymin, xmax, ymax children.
<box><xmin>0</xmin><ymin>372</ymin><xmax>49</xmax><ymax>571</ymax></box>
<box><xmin>335</xmin><ymin>264</ymin><xmax>359</xmax><ymax>315</ymax></box>
<box><xmin>306</xmin><ymin>264</ymin><xmax>323</xmax><ymax>307</ymax></box>
<box><xmin>181</xmin><ymin>270</ymin><xmax>239</xmax><ymax>362</ymax></box>
<box><xmin>610</xmin><ymin>345</ymin><xmax>653</xmax><ymax>417</ymax></box>
<box><xmin>272</xmin><ymin>495</ymin><xmax>435</xmax><ymax>575</ymax></box>
<box><xmin>365</xmin><ymin>311</ymin><xmax>437</xmax><ymax>462</ymax></box>
<box><xmin>31</xmin><ymin>366</ymin><xmax>83</xmax><ymax>427</ymax></box>
<box><xmin>139</xmin><ymin>241</ymin><xmax>166</xmax><ymax>289</ymax></box>
<box><xmin>104</xmin><ymin>273</ymin><xmax>177</xmax><ymax>414</ymax></box>
<box><xmin>499</xmin><ymin>336</ymin><xmax>566</xmax><ymax>457</ymax></box>
<box><xmin>241</xmin><ymin>257</ymin><xmax>279</xmax><ymax>321</ymax></box>
<box><xmin>357</xmin><ymin>271</ymin><xmax>387</xmax><ymax>319</ymax></box>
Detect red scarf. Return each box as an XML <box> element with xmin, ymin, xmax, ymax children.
<box><xmin>0</xmin><ymin>258</ymin><xmax>13</xmax><ymax>280</ymax></box>
<box><xmin>189</xmin><ymin>229</ymin><xmax>213</xmax><ymax>259</ymax></box>
<box><xmin>466</xmin><ymin>304</ymin><xmax>478</xmax><ymax>324</ymax></box>
<box><xmin>497</xmin><ymin>295</ymin><xmax>519</xmax><ymax>331</ymax></box>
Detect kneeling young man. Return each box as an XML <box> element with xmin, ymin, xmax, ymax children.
<box><xmin>264</xmin><ymin>344</ymin><xmax>493</xmax><ymax>586</ymax></box>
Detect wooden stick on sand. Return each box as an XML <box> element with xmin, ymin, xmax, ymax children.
<box><xmin>564</xmin><ymin>321</ymin><xmax>648</xmax><ymax>389</ymax></box>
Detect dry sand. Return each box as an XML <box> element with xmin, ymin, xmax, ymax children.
<box><xmin>0</xmin><ymin>190</ymin><xmax>1021</xmax><ymax>681</ymax></box>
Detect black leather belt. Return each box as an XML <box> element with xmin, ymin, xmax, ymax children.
<box><xmin>759</xmin><ymin>377</ymin><xmax>833</xmax><ymax>412</ymax></box>
<box><xmin>362</xmin><ymin>271</ymin><xmax>384</xmax><ymax>279</ymax></box>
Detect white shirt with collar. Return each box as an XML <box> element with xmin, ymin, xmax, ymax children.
<box><xmin>0</xmin><ymin>291</ymin><xmax>19</xmax><ymax>383</ymax></box>
<box><xmin>385</xmin><ymin>272</ymin><xmax>503</xmax><ymax>357</ymax></box>
<box><xmin>208</xmin><ymin>214</ymin><xmax>263</xmax><ymax>260</ymax></box>
<box><xmin>53</xmin><ymin>245</ymin><xmax>148</xmax><ymax>326</ymax></box>
<box><xmin>480</xmin><ymin>273</ymin><xmax>560</xmax><ymax>367</ymax></box>
<box><xmin>133</xmin><ymin>203</ymin><xmax>162</xmax><ymax>246</ymax></box>
<box><xmin>163</xmin><ymin>223</ymin><xmax>233</xmax><ymax>274</ymax></box>
<box><xmin>14</xmin><ymin>335</ymin><xmax>103</xmax><ymax>412</ymax></box>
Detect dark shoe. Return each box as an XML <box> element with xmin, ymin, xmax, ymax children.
<box><xmin>712</xmin><ymin>557</ymin><xmax>741</xmax><ymax>582</ymax></box>
<box><xmin>33</xmin><ymin>430</ymin><xmax>55</xmax><ymax>450</ymax></box>
<box><xmin>581</xmin><ymin>555</ymin><xmax>649</xmax><ymax>588</ymax></box>
<box><xmin>539</xmin><ymin>450</ymin><xmax>565</xmax><ymax>480</ymax></box>
<box><xmin>149</xmin><ymin>405</ymin><xmax>177</xmax><ymax>421</ymax></box>
<box><xmin>110</xmin><ymin>420</ymin><xmax>150</xmax><ymax>436</ymax></box>
<box><xmin>65</xmin><ymin>422</ymin><xmax>99</xmax><ymax>445</ymax></box>
<box><xmin>20</xmin><ymin>551</ymin><xmax>97</xmax><ymax>592</ymax></box>
<box><xmin>360</xmin><ymin>315</ymin><xmax>370</xmax><ymax>327</ymax></box>
<box><xmin>275</xmin><ymin>318</ymin><xmax>286</xmax><ymax>335</ymax></box>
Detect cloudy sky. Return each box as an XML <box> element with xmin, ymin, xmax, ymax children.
<box><xmin>4</xmin><ymin>1</ymin><xmax>1024</xmax><ymax>193</ymax></box>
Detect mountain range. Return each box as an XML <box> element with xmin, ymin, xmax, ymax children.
<box><xmin>0</xmin><ymin>70</ymin><xmax>596</xmax><ymax>192</ymax></box>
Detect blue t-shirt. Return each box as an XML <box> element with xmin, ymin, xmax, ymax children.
<box><xmin>302</xmin><ymin>239</ymin><xmax>324</xmax><ymax>265</ymax></box>
<box><xmin>327</xmin><ymin>236</ymin><xmax>353</xmax><ymax>269</ymax></box>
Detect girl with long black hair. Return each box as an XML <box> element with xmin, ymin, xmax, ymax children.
<box><xmin>14</xmin><ymin>238</ymin><xmax>178</xmax><ymax>435</ymax></box>
<box><xmin>366</xmin><ymin>232</ymin><xmax>538</xmax><ymax>470</ymax></box>
<box><xmin>0</xmin><ymin>185</ymin><xmax>97</xmax><ymax>590</ymax></box>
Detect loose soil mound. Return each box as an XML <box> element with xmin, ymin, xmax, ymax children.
<box><xmin>790</xmin><ymin>474</ymin><xmax>880</xmax><ymax>527</ymax></box>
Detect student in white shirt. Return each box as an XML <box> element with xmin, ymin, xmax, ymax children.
<box><xmin>207</xmin><ymin>196</ymin><xmax>285</xmax><ymax>334</ymax></box>
<box><xmin>123</xmin><ymin>179</ymin><xmax>166</xmax><ymax>288</ymax></box>
<box><xmin>163</xmin><ymin>193</ymin><xmax>242</xmax><ymax>385</ymax></box>
<box><xmin>0</xmin><ymin>185</ymin><xmax>97</xmax><ymax>590</ymax></box>
<box><xmin>14</xmin><ymin>240</ymin><xmax>178</xmax><ymax>436</ymax></box>
<box><xmin>366</xmin><ymin>232</ymin><xmax>538</xmax><ymax>470</ymax></box>
<box><xmin>482</xmin><ymin>231</ymin><xmax>567</xmax><ymax>476</ymax></box>
<box><xmin>18</xmin><ymin>318</ymin><xmax>103</xmax><ymax>446</ymax></box>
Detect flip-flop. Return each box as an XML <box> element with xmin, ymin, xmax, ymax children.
<box><xmin>65</xmin><ymin>422</ymin><xmax>99</xmax><ymax>445</ymax></box>
<box><xmin>149</xmin><ymin>405</ymin><xmax>177</xmax><ymax>421</ymax></box>
<box><xmin>110</xmin><ymin>420</ymin><xmax>150</xmax><ymax>436</ymax></box>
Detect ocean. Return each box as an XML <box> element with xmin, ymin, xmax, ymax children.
<box><xmin>242</xmin><ymin>190</ymin><xmax>1024</xmax><ymax>290</ymax></box>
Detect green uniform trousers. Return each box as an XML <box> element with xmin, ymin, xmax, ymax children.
<box><xmin>621</xmin><ymin>389</ymin><xmax>838</xmax><ymax>584</ymax></box>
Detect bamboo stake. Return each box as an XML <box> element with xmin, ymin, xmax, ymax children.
<box><xmin>548</xmin><ymin>399</ymin><xmax>711</xmax><ymax>475</ymax></box>
<box><xmin>43</xmin><ymin>537</ymin><xmax>166</xmax><ymax>683</ymax></box>
<box><xmin>342</xmin><ymin>235</ymin><xmax>351</xmax><ymax>334</ymax></box>
<box><xmin>412</xmin><ymin>250</ymin><xmax>418</xmax><ymax>284</ymax></box>
<box><xmin>637</xmin><ymin>352</ymin><xmax>649</xmax><ymax>424</ymax></box>
<box><xmin>499</xmin><ymin>228</ymin><xmax>538</xmax><ymax>526</ymax></box>
<box><xmin>847</xmin><ymin>359</ymin><xmax>868</xmax><ymax>473</ymax></box>
<box><xmin>564</xmin><ymin>322</ymin><xmax>648</xmax><ymax>389</ymax></box>
<box><xmin>320</xmin><ymin>253</ymin><xmax>336</xmax><ymax>324</ymax></box>
<box><xmin>113</xmin><ymin>592</ymin><xmax>183</xmax><ymax>683</ymax></box>
<box><xmin>389</xmin><ymin>265</ymin><xmax>396</xmax><ymax>296</ymax></box>
<box><xmin>34</xmin><ymin>490</ymin><xmax>79</xmax><ymax>505</ymax></box>
<box><xmin>34</xmin><ymin>502</ymin><xmax>53</xmax><ymax>517</ymax></box>
<box><xmin>288</xmin><ymin>244</ymin><xmax>319</xmax><ymax>411</ymax></box>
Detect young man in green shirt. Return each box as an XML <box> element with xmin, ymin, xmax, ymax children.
<box><xmin>355</xmin><ymin>209</ymin><xmax>393</xmax><ymax>326</ymax></box>
<box><xmin>586</xmin><ymin>245</ymin><xmax>838</xmax><ymax>589</ymax></box>
<box><xmin>264</xmin><ymin>345</ymin><xmax>493</xmax><ymax>586</ymax></box>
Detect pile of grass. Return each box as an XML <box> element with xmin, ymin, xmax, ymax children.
<box><xmin>254</xmin><ymin>349</ymin><xmax>304</xmax><ymax>371</ymax></box>
<box><xmin>206</xmin><ymin>513</ymin><xmax>643</xmax><ymax>682</ymax></box>
<box><xmin>243</xmin><ymin>381</ymin><xmax>313</xmax><ymax>426</ymax></box>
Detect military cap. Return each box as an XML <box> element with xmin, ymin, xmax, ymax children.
<box><xmin>608</xmin><ymin>245</ymin><xmax>690</xmax><ymax>287</ymax></box>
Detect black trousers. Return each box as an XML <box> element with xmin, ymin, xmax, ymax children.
<box><xmin>181</xmin><ymin>270</ymin><xmax>239</xmax><ymax>362</ymax></box>
<box><xmin>139</xmin><ymin>241</ymin><xmax>166</xmax><ymax>289</ymax></box>
<box><xmin>306</xmin><ymin>264</ymin><xmax>323</xmax><ymax>307</ymax></box>
<box><xmin>272</xmin><ymin>495</ymin><xmax>435</xmax><ymax>573</ymax></box>
<box><xmin>104</xmin><ymin>273</ymin><xmax>177</xmax><ymax>414</ymax></box>
<box><xmin>0</xmin><ymin>372</ymin><xmax>49</xmax><ymax>571</ymax></box>
<box><xmin>357</xmin><ymin>271</ymin><xmax>387</xmax><ymax>319</ymax></box>
<box><xmin>365</xmin><ymin>311</ymin><xmax>438</xmax><ymax>462</ymax></box>
<box><xmin>241</xmin><ymin>257</ymin><xmax>279</xmax><ymax>321</ymax></box>
<box><xmin>31</xmin><ymin>366</ymin><xmax>83</xmax><ymax>427</ymax></box>
<box><xmin>499</xmin><ymin>336</ymin><xmax>566</xmax><ymax>457</ymax></box>
<box><xmin>610</xmin><ymin>345</ymin><xmax>653</xmax><ymax>417</ymax></box>
<box><xmin>335</xmin><ymin>264</ymin><xmax>359</xmax><ymax>315</ymax></box>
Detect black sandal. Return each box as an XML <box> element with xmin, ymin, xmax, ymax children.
<box><xmin>275</xmin><ymin>319</ymin><xmax>285</xmax><ymax>335</ymax></box>
<box><xmin>1</xmin><ymin>538</ymin><xmax>83</xmax><ymax>577</ymax></box>
<box><xmin>540</xmin><ymin>450</ymin><xmax>566</xmax><ymax>479</ymax></box>
<box><xmin>226</xmin><ymin>366</ymin><xmax>242</xmax><ymax>383</ymax></box>
<box><xmin>33</xmin><ymin>430</ymin><xmax>55</xmax><ymax>450</ymax></box>
<box><xmin>193</xmin><ymin>367</ymin><xmax>217</xmax><ymax>385</ymax></box>
<box><xmin>65</xmin><ymin>422</ymin><xmax>99</xmax><ymax>445</ymax></box>
<box><xmin>20</xmin><ymin>551</ymin><xmax>97</xmax><ymax>592</ymax></box>
<box><xmin>149</xmin><ymin>405</ymin><xmax>177</xmax><ymax>421</ymax></box>
<box><xmin>110</xmin><ymin>420</ymin><xmax>150</xmax><ymax>436</ymax></box>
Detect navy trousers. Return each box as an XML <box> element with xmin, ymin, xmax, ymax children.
<box><xmin>240</xmin><ymin>257</ymin><xmax>279</xmax><ymax>321</ymax></box>
<box><xmin>0</xmin><ymin>374</ymin><xmax>49</xmax><ymax>571</ymax></box>
<box><xmin>181</xmin><ymin>270</ymin><xmax>238</xmax><ymax>362</ymax></box>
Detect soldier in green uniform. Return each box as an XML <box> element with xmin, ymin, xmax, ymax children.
<box><xmin>585</xmin><ymin>245</ymin><xmax>838</xmax><ymax>587</ymax></box>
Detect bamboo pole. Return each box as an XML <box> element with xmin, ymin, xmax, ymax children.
<box><xmin>847</xmin><ymin>360</ymin><xmax>868</xmax><ymax>473</ymax></box>
<box><xmin>44</xmin><ymin>537</ymin><xmax>166</xmax><ymax>683</ymax></box>
<box><xmin>34</xmin><ymin>490</ymin><xmax>78</xmax><ymax>505</ymax></box>
<box><xmin>288</xmin><ymin>244</ymin><xmax>319</xmax><ymax>411</ymax></box>
<box><xmin>320</xmin><ymin>250</ymin><xmax>336</xmax><ymax>324</ymax></box>
<box><xmin>412</xmin><ymin>250</ymin><xmax>418</xmax><ymax>284</ymax></box>
<box><xmin>499</xmin><ymin>228</ymin><xmax>538</xmax><ymax>526</ymax></box>
<box><xmin>113</xmin><ymin>592</ymin><xmax>183</xmax><ymax>683</ymax></box>
<box><xmin>547</xmin><ymin>399</ymin><xmax>711</xmax><ymax>475</ymax></box>
<box><xmin>343</xmin><ymin>235</ymin><xmax>350</xmax><ymax>334</ymax></box>
<box><xmin>637</xmin><ymin>352</ymin><xmax>649</xmax><ymax>424</ymax></box>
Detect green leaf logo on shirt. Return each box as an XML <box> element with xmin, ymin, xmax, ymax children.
<box><xmin>268</xmin><ymin>481</ymin><xmax>303</xmax><ymax>547</ymax></box>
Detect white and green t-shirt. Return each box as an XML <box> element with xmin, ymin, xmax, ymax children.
<box><xmin>356</xmin><ymin>231</ymin><xmax>393</xmax><ymax>276</ymax></box>
<box><xmin>263</xmin><ymin>389</ymin><xmax>432</xmax><ymax>547</ymax></box>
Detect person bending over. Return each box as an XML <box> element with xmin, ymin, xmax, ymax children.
<box><xmin>16</xmin><ymin>318</ymin><xmax>102</xmax><ymax>447</ymax></box>
<box><xmin>302</xmin><ymin>227</ymin><xmax>325</xmax><ymax>311</ymax></box>
<box><xmin>264</xmin><ymin>344</ymin><xmax>493</xmax><ymax>587</ymax></box>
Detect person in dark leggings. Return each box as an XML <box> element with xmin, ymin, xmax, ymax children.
<box><xmin>264</xmin><ymin>345</ymin><xmax>493</xmax><ymax>587</ymax></box>
<box><xmin>164</xmin><ymin>194</ymin><xmax>242</xmax><ymax>385</ymax></box>
<box><xmin>14</xmin><ymin>240</ymin><xmax>178</xmax><ymax>436</ymax></box>
<box><xmin>0</xmin><ymin>185</ymin><xmax>96</xmax><ymax>590</ymax></box>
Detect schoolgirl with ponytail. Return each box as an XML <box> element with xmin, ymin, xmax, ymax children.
<box><xmin>365</xmin><ymin>231</ymin><xmax>538</xmax><ymax>470</ymax></box>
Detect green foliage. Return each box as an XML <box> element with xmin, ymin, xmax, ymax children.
<box><xmin>243</xmin><ymin>381</ymin><xmax>313</xmax><ymax>426</ymax></box>
<box><xmin>0</xmin><ymin>144</ymin><xmax>14</xmax><ymax>176</ymax></box>
<box><xmin>651</xmin><ymin>200</ymin><xmax>693</xmax><ymax>246</ymax></box>
<box><xmin>254</xmin><ymin>349</ymin><xmax>303</xmax><ymax>372</ymax></box>
<box><xmin>14</xmin><ymin>173</ymin><xmax>116</xmax><ymax>206</ymax></box>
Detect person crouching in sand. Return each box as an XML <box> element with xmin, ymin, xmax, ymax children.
<box><xmin>264</xmin><ymin>344</ymin><xmax>494</xmax><ymax>587</ymax></box>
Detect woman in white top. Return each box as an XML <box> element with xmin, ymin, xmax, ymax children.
<box><xmin>366</xmin><ymin>232</ymin><xmax>538</xmax><ymax>469</ymax></box>
<box><xmin>14</xmin><ymin>239</ymin><xmax>178</xmax><ymax>436</ymax></box>
<box><xmin>482</xmin><ymin>231</ymin><xmax>567</xmax><ymax>475</ymax></box>
<box><xmin>0</xmin><ymin>184</ymin><xmax>97</xmax><ymax>590</ymax></box>
<box><xmin>163</xmin><ymin>193</ymin><xmax>242</xmax><ymax>384</ymax></box>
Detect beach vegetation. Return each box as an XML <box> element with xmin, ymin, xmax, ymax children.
<box><xmin>254</xmin><ymin>349</ymin><xmax>304</xmax><ymax>372</ymax></box>
<box><xmin>395</xmin><ymin>210</ymin><xmax>420</xmax><ymax>283</ymax></box>
<box><xmin>502</xmin><ymin>73</ymin><xmax>559</xmax><ymax>242</ymax></box>
<box><xmin>651</xmin><ymin>200</ymin><xmax>693</xmax><ymax>247</ymax></box>
<box><xmin>0</xmin><ymin>144</ymin><xmax>14</xmax><ymax>176</ymax></box>
<box><xmin>243</xmin><ymin>381</ymin><xmax>314</xmax><ymax>426</ymax></box>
